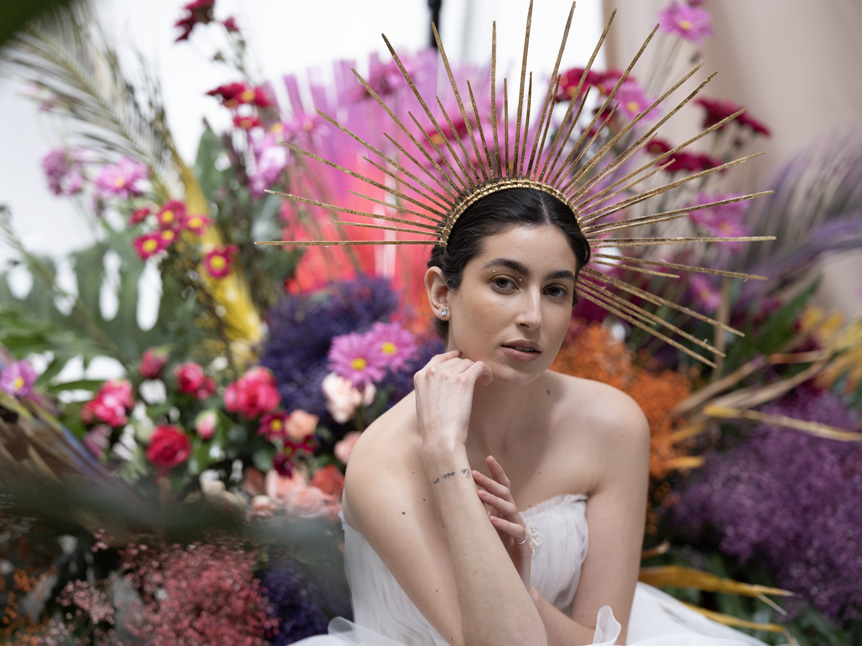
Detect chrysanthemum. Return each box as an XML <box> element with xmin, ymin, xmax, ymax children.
<box><xmin>688</xmin><ymin>193</ymin><xmax>750</xmax><ymax>249</ymax></box>
<box><xmin>616</xmin><ymin>80</ymin><xmax>655</xmax><ymax>120</ymax></box>
<box><xmin>183</xmin><ymin>213</ymin><xmax>212</xmax><ymax>235</ymax></box>
<box><xmin>369</xmin><ymin>321</ymin><xmax>417</xmax><ymax>371</ymax></box>
<box><xmin>689</xmin><ymin>275</ymin><xmax>722</xmax><ymax>311</ymax></box>
<box><xmin>133</xmin><ymin>232</ymin><xmax>166</xmax><ymax>260</ymax></box>
<box><xmin>0</xmin><ymin>359</ymin><xmax>37</xmax><ymax>397</ymax></box>
<box><xmin>204</xmin><ymin>245</ymin><xmax>237</xmax><ymax>278</ymax></box>
<box><xmin>328</xmin><ymin>332</ymin><xmax>387</xmax><ymax>388</ymax></box>
<box><xmin>94</xmin><ymin>156</ymin><xmax>148</xmax><ymax>200</ymax></box>
<box><xmin>156</xmin><ymin>200</ymin><xmax>186</xmax><ymax>229</ymax></box>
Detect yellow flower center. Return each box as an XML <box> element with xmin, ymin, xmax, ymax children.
<box><xmin>719</xmin><ymin>222</ymin><xmax>731</xmax><ymax>233</ymax></box>
<box><xmin>627</xmin><ymin>100</ymin><xmax>639</xmax><ymax>114</ymax></box>
<box><xmin>382</xmin><ymin>341</ymin><xmax>397</xmax><ymax>355</ymax></box>
<box><xmin>271</xmin><ymin>122</ymin><xmax>285</xmax><ymax>134</ymax></box>
<box><xmin>351</xmin><ymin>357</ymin><xmax>368</xmax><ymax>371</ymax></box>
<box><xmin>679</xmin><ymin>19</ymin><xmax>693</xmax><ymax>31</ymax></box>
<box><xmin>143</xmin><ymin>239</ymin><xmax>158</xmax><ymax>253</ymax></box>
<box><xmin>14</xmin><ymin>377</ymin><xmax>24</xmax><ymax>390</ymax></box>
<box><xmin>211</xmin><ymin>256</ymin><xmax>226</xmax><ymax>270</ymax></box>
<box><xmin>241</xmin><ymin>89</ymin><xmax>256</xmax><ymax>102</ymax></box>
<box><xmin>430</xmin><ymin>133</ymin><xmax>444</xmax><ymax>146</ymax></box>
<box><xmin>188</xmin><ymin>216</ymin><xmax>201</xmax><ymax>228</ymax></box>
<box><xmin>162</xmin><ymin>210</ymin><xmax>174</xmax><ymax>223</ymax></box>
<box><xmin>699</xmin><ymin>288</ymin><xmax>712</xmax><ymax>300</ymax></box>
<box><xmin>271</xmin><ymin>419</ymin><xmax>283</xmax><ymax>431</ymax></box>
<box><xmin>114</xmin><ymin>176</ymin><xmax>126</xmax><ymax>188</ymax></box>
<box><xmin>161</xmin><ymin>230</ymin><xmax>175</xmax><ymax>241</ymax></box>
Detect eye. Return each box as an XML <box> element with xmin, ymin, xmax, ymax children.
<box><xmin>491</xmin><ymin>276</ymin><xmax>517</xmax><ymax>291</ymax></box>
<box><xmin>544</xmin><ymin>284</ymin><xmax>571</xmax><ymax>299</ymax></box>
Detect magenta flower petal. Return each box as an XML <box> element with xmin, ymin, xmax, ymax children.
<box><xmin>658</xmin><ymin>1</ymin><xmax>714</xmax><ymax>45</ymax></box>
<box><xmin>0</xmin><ymin>359</ymin><xmax>37</xmax><ymax>397</ymax></box>
<box><xmin>328</xmin><ymin>331</ymin><xmax>387</xmax><ymax>388</ymax></box>
<box><xmin>369</xmin><ymin>321</ymin><xmax>417</xmax><ymax>372</ymax></box>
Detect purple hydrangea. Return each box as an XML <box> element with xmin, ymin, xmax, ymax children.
<box><xmin>671</xmin><ymin>388</ymin><xmax>862</xmax><ymax>622</ymax></box>
<box><xmin>259</xmin><ymin>275</ymin><xmax>398</xmax><ymax>423</ymax></box>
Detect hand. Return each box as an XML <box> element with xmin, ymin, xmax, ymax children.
<box><xmin>474</xmin><ymin>455</ymin><xmax>532</xmax><ymax>589</ymax></box>
<box><xmin>414</xmin><ymin>350</ymin><xmax>493</xmax><ymax>452</ymax></box>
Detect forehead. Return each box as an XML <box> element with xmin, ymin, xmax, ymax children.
<box><xmin>468</xmin><ymin>224</ymin><xmax>579</xmax><ymax>273</ymax></box>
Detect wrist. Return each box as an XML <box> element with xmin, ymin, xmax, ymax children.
<box><xmin>422</xmin><ymin>442</ymin><xmax>469</xmax><ymax>480</ymax></box>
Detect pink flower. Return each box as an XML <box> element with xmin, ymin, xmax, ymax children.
<box><xmin>249</xmin><ymin>143</ymin><xmax>288</xmax><ymax>195</ymax></box>
<box><xmin>139</xmin><ymin>347</ymin><xmax>168</xmax><ymax>379</ymax></box>
<box><xmin>194</xmin><ymin>409</ymin><xmax>218</xmax><ymax>440</ymax></box>
<box><xmin>224</xmin><ymin>367</ymin><xmax>281</xmax><ymax>418</ymax></box>
<box><xmin>258</xmin><ymin>410</ymin><xmax>290</xmax><ymax>441</ymax></box>
<box><xmin>285</xmin><ymin>484</ymin><xmax>331</xmax><ymax>519</ymax></box>
<box><xmin>616</xmin><ymin>80</ymin><xmax>655</xmax><ymax>120</ymax></box>
<box><xmin>206</xmin><ymin>81</ymin><xmax>248</xmax><ymax>107</ymax></box>
<box><xmin>250</xmin><ymin>495</ymin><xmax>275</xmax><ymax>518</ymax></box>
<box><xmin>174</xmin><ymin>362</ymin><xmax>214</xmax><ymax>399</ymax></box>
<box><xmin>42</xmin><ymin>147</ymin><xmax>87</xmax><ymax>196</ymax></box>
<box><xmin>311</xmin><ymin>464</ymin><xmax>345</xmax><ymax>499</ymax></box>
<box><xmin>182</xmin><ymin>213</ymin><xmax>212</xmax><ymax>235</ymax></box>
<box><xmin>0</xmin><ymin>359</ymin><xmax>37</xmax><ymax>397</ymax></box>
<box><xmin>688</xmin><ymin>193</ymin><xmax>750</xmax><ymax>249</ymax></box>
<box><xmin>690</xmin><ymin>275</ymin><xmax>722</xmax><ymax>311</ymax></box>
<box><xmin>369</xmin><ymin>321</ymin><xmax>417</xmax><ymax>371</ymax></box>
<box><xmin>658</xmin><ymin>1</ymin><xmax>713</xmax><ymax>45</ymax></box>
<box><xmin>146</xmin><ymin>424</ymin><xmax>191</xmax><ymax>470</ymax></box>
<box><xmin>174</xmin><ymin>0</ymin><xmax>214</xmax><ymax>42</ymax></box>
<box><xmin>204</xmin><ymin>245</ymin><xmax>237</xmax><ymax>279</ymax></box>
<box><xmin>265</xmin><ymin>469</ymin><xmax>307</xmax><ymax>506</ymax></box>
<box><xmin>133</xmin><ymin>232</ymin><xmax>166</xmax><ymax>260</ymax></box>
<box><xmin>334</xmin><ymin>431</ymin><xmax>361</xmax><ymax>465</ymax></box>
<box><xmin>286</xmin><ymin>409</ymin><xmax>318</xmax><ymax>441</ymax></box>
<box><xmin>93</xmin><ymin>157</ymin><xmax>148</xmax><ymax>200</ymax></box>
<box><xmin>272</xmin><ymin>452</ymin><xmax>294</xmax><ymax>477</ymax></box>
<box><xmin>156</xmin><ymin>200</ymin><xmax>186</xmax><ymax>229</ymax></box>
<box><xmin>158</xmin><ymin>228</ymin><xmax>178</xmax><ymax>248</ymax></box>
<box><xmin>328</xmin><ymin>332</ymin><xmax>387</xmax><ymax>387</ymax></box>
<box><xmin>322</xmin><ymin>372</ymin><xmax>376</xmax><ymax>423</ymax></box>
<box><xmin>81</xmin><ymin>379</ymin><xmax>135</xmax><ymax>427</ymax></box>
<box><xmin>222</xmin><ymin>16</ymin><xmax>239</xmax><ymax>33</ymax></box>
<box><xmin>233</xmin><ymin>114</ymin><xmax>262</xmax><ymax>131</ymax></box>
<box><xmin>555</xmin><ymin>67</ymin><xmax>603</xmax><ymax>102</ymax></box>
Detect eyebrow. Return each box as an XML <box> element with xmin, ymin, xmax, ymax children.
<box><xmin>481</xmin><ymin>258</ymin><xmax>576</xmax><ymax>282</ymax></box>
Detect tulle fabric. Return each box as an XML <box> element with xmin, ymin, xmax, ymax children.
<box><xmin>292</xmin><ymin>495</ymin><xmax>773</xmax><ymax>645</ymax></box>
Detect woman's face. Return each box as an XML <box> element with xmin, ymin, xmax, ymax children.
<box><xmin>443</xmin><ymin>224</ymin><xmax>578</xmax><ymax>385</ymax></box>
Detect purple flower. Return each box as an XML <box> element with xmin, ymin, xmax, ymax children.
<box><xmin>93</xmin><ymin>157</ymin><xmax>148</xmax><ymax>200</ymax></box>
<box><xmin>328</xmin><ymin>332</ymin><xmax>387</xmax><ymax>388</ymax></box>
<box><xmin>42</xmin><ymin>147</ymin><xmax>87</xmax><ymax>196</ymax></box>
<box><xmin>689</xmin><ymin>275</ymin><xmax>722</xmax><ymax>310</ymax></box>
<box><xmin>0</xmin><ymin>359</ymin><xmax>37</xmax><ymax>397</ymax></box>
<box><xmin>658</xmin><ymin>1</ymin><xmax>714</xmax><ymax>45</ymax></box>
<box><xmin>615</xmin><ymin>80</ymin><xmax>655</xmax><ymax>120</ymax></box>
<box><xmin>688</xmin><ymin>193</ymin><xmax>750</xmax><ymax>249</ymax></box>
<box><xmin>671</xmin><ymin>389</ymin><xmax>862</xmax><ymax>622</ymax></box>
<box><xmin>369</xmin><ymin>321</ymin><xmax>417</xmax><ymax>372</ymax></box>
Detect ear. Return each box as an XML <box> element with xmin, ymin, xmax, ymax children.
<box><xmin>424</xmin><ymin>267</ymin><xmax>450</xmax><ymax>319</ymax></box>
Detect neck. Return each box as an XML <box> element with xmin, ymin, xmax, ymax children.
<box><xmin>465</xmin><ymin>376</ymin><xmax>544</xmax><ymax>459</ymax></box>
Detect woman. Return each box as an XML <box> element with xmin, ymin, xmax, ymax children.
<box><xmin>294</xmin><ymin>189</ymin><xmax>771</xmax><ymax>646</ymax></box>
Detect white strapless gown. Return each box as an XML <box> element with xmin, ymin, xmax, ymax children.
<box><xmin>294</xmin><ymin>494</ymin><xmax>773</xmax><ymax>645</ymax></box>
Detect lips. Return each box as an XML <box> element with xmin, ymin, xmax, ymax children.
<box><xmin>502</xmin><ymin>340</ymin><xmax>541</xmax><ymax>354</ymax></box>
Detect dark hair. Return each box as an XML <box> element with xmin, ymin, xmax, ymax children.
<box><xmin>427</xmin><ymin>187</ymin><xmax>590</xmax><ymax>338</ymax></box>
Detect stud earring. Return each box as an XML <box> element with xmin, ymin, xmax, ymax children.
<box><xmin>440</xmin><ymin>308</ymin><xmax>447</xmax><ymax>317</ymax></box>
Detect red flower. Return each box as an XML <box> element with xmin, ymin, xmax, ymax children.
<box><xmin>224</xmin><ymin>367</ymin><xmax>281</xmax><ymax>419</ymax></box>
<box><xmin>146</xmin><ymin>424</ymin><xmax>191</xmax><ymax>470</ymax></box>
<box><xmin>182</xmin><ymin>213</ymin><xmax>211</xmax><ymax>235</ymax></box>
<box><xmin>645</xmin><ymin>137</ymin><xmax>672</xmax><ymax>156</ymax></box>
<box><xmin>311</xmin><ymin>464</ymin><xmax>345</xmax><ymax>499</ymax></box>
<box><xmin>272</xmin><ymin>452</ymin><xmax>294</xmax><ymax>477</ymax></box>
<box><xmin>738</xmin><ymin>111</ymin><xmax>771</xmax><ymax>137</ymax></box>
<box><xmin>139</xmin><ymin>347</ymin><xmax>168</xmax><ymax>379</ymax></box>
<box><xmin>694</xmin><ymin>97</ymin><xmax>742</xmax><ymax>130</ymax></box>
<box><xmin>555</xmin><ymin>67</ymin><xmax>602</xmax><ymax>102</ymax></box>
<box><xmin>130</xmin><ymin>206</ymin><xmax>151</xmax><ymax>225</ymax></box>
<box><xmin>174</xmin><ymin>0</ymin><xmax>215</xmax><ymax>42</ymax></box>
<box><xmin>158</xmin><ymin>229</ymin><xmax>177</xmax><ymax>247</ymax></box>
<box><xmin>233</xmin><ymin>114</ymin><xmax>262</xmax><ymax>131</ymax></box>
<box><xmin>81</xmin><ymin>380</ymin><xmax>135</xmax><ymax>427</ymax></box>
<box><xmin>174</xmin><ymin>362</ymin><xmax>214</xmax><ymax>399</ymax></box>
<box><xmin>258</xmin><ymin>410</ymin><xmax>290</xmax><ymax>441</ymax></box>
<box><xmin>222</xmin><ymin>16</ymin><xmax>239</xmax><ymax>33</ymax></box>
<box><xmin>664</xmin><ymin>150</ymin><xmax>722</xmax><ymax>173</ymax></box>
<box><xmin>204</xmin><ymin>244</ymin><xmax>237</xmax><ymax>278</ymax></box>
<box><xmin>206</xmin><ymin>82</ymin><xmax>249</xmax><ymax>108</ymax></box>
<box><xmin>133</xmin><ymin>232</ymin><xmax>166</xmax><ymax>260</ymax></box>
<box><xmin>156</xmin><ymin>200</ymin><xmax>186</xmax><ymax>229</ymax></box>
<box><xmin>241</xmin><ymin>86</ymin><xmax>272</xmax><ymax>108</ymax></box>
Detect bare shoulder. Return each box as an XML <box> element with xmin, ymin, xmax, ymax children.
<box><xmin>546</xmin><ymin>371</ymin><xmax>650</xmax><ymax>472</ymax></box>
<box><xmin>342</xmin><ymin>393</ymin><xmax>431</xmax><ymax>533</ymax></box>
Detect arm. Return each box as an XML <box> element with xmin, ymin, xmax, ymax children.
<box><xmin>345</xmin><ymin>351</ymin><xmax>546</xmax><ymax>646</ymax></box>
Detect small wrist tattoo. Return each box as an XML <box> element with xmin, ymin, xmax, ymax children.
<box><xmin>433</xmin><ymin>469</ymin><xmax>472</xmax><ymax>485</ymax></box>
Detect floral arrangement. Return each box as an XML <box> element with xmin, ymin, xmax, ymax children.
<box><xmin>1</xmin><ymin>0</ymin><xmax>862</xmax><ymax>644</ymax></box>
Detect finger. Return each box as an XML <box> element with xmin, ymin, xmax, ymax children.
<box><xmin>472</xmin><ymin>470</ymin><xmax>514</xmax><ymax>501</ymax></box>
<box><xmin>486</xmin><ymin>455</ymin><xmax>512</xmax><ymax>488</ymax></box>
<box><xmin>463</xmin><ymin>360</ymin><xmax>493</xmax><ymax>385</ymax></box>
<box><xmin>422</xmin><ymin>350</ymin><xmax>462</xmax><ymax>369</ymax></box>
<box><xmin>489</xmin><ymin>515</ymin><xmax>530</xmax><ymax>548</ymax></box>
<box><xmin>477</xmin><ymin>489</ymin><xmax>520</xmax><ymax>519</ymax></box>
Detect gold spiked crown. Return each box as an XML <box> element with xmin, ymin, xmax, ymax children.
<box><xmin>257</xmin><ymin>2</ymin><xmax>774</xmax><ymax>366</ymax></box>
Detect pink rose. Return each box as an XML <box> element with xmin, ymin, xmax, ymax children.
<box><xmin>284</xmin><ymin>485</ymin><xmax>329</xmax><ymax>519</ymax></box>
<box><xmin>146</xmin><ymin>424</ymin><xmax>191</xmax><ymax>470</ymax></box>
<box><xmin>250</xmin><ymin>495</ymin><xmax>275</xmax><ymax>518</ymax></box>
<box><xmin>224</xmin><ymin>367</ymin><xmax>281</xmax><ymax>418</ymax></box>
<box><xmin>334</xmin><ymin>431</ymin><xmax>361</xmax><ymax>465</ymax></box>
<box><xmin>139</xmin><ymin>347</ymin><xmax>168</xmax><ymax>379</ymax></box>
<box><xmin>174</xmin><ymin>362</ymin><xmax>213</xmax><ymax>398</ymax></box>
<box><xmin>265</xmin><ymin>469</ymin><xmax>308</xmax><ymax>507</ymax></box>
<box><xmin>311</xmin><ymin>464</ymin><xmax>344</xmax><ymax>499</ymax></box>
<box><xmin>286</xmin><ymin>410</ymin><xmax>318</xmax><ymax>441</ymax></box>
<box><xmin>321</xmin><ymin>373</ymin><xmax>375</xmax><ymax>424</ymax></box>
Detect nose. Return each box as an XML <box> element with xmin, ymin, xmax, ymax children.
<box><xmin>516</xmin><ymin>289</ymin><xmax>543</xmax><ymax>329</ymax></box>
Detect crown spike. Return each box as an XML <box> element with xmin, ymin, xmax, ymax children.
<box><xmin>529</xmin><ymin>74</ymin><xmax>561</xmax><ymax>178</ymax></box>
<box><xmin>513</xmin><ymin>0</ymin><xmax>534</xmax><ymax>175</ymax></box>
<box><xmin>435</xmin><ymin>96</ymin><xmax>484</xmax><ymax>184</ymax></box>
<box><xmin>347</xmin><ymin>190</ymin><xmax>444</xmax><ymax>222</ymax></box>
<box><xmin>504</xmin><ymin>78</ymin><xmax>512</xmax><ymax>176</ymax></box>
<box><xmin>519</xmin><ymin>73</ymin><xmax>534</xmax><ymax>177</ymax></box>
<box><xmin>431</xmin><ymin>23</ymin><xmax>489</xmax><ymax>184</ymax></box>
<box><xmin>490</xmin><ymin>21</ymin><xmax>501</xmax><ymax>180</ymax></box>
<box><xmin>362</xmin><ymin>156</ymin><xmax>456</xmax><ymax>214</ymax></box>
<box><xmin>467</xmin><ymin>79</ymin><xmax>496</xmax><ymax>182</ymax></box>
<box><xmin>541</xmin><ymin>87</ymin><xmax>592</xmax><ymax>186</ymax></box>
<box><xmin>407</xmin><ymin>110</ymin><xmax>471</xmax><ymax>192</ymax></box>
<box><xmin>591</xmin><ymin>235</ymin><xmax>775</xmax><ymax>249</ymax></box>
<box><xmin>591</xmin><ymin>253</ymin><xmax>769</xmax><ymax>281</ymax></box>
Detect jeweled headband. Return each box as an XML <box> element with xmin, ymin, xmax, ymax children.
<box><xmin>257</xmin><ymin>2</ymin><xmax>774</xmax><ymax>366</ymax></box>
